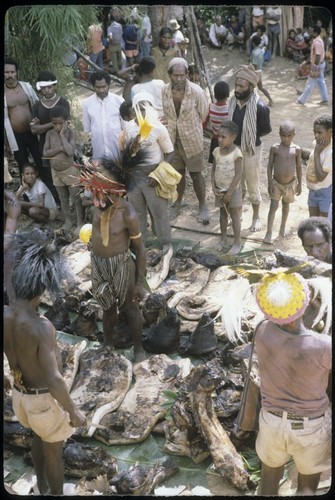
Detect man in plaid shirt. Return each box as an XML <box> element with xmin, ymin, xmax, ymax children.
<box><xmin>162</xmin><ymin>57</ymin><xmax>210</xmax><ymax>224</ymax></box>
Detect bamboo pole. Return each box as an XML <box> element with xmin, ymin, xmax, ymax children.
<box><xmin>189</xmin><ymin>6</ymin><xmax>214</xmax><ymax>102</ymax></box>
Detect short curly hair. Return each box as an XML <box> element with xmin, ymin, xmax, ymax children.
<box><xmin>297</xmin><ymin>217</ymin><xmax>332</xmax><ymax>243</ymax></box>
<box><xmin>313</xmin><ymin>114</ymin><xmax>332</xmax><ymax>130</ymax></box>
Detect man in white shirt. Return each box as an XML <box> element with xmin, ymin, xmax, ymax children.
<box><xmin>82</xmin><ymin>70</ymin><xmax>125</xmax><ymax>161</ymax></box>
<box><xmin>209</xmin><ymin>15</ymin><xmax>227</xmax><ymax>49</ymax></box>
<box><xmin>130</xmin><ymin>56</ymin><xmax>165</xmax><ymax>117</ymax></box>
<box><xmin>120</xmin><ymin>90</ymin><xmax>174</xmax><ymax>252</ymax></box>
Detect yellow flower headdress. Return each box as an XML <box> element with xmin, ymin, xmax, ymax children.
<box><xmin>255</xmin><ymin>272</ymin><xmax>310</xmax><ymax>324</ymax></box>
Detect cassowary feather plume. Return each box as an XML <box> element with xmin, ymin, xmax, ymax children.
<box><xmin>12</xmin><ymin>229</ymin><xmax>76</xmax><ymax>300</ymax></box>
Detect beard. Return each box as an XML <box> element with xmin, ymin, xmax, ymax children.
<box><xmin>234</xmin><ymin>88</ymin><xmax>252</xmax><ymax>101</ymax></box>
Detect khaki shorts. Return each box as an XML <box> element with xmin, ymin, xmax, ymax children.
<box><xmin>271</xmin><ymin>178</ymin><xmax>297</xmax><ymax>203</ymax></box>
<box><xmin>12</xmin><ymin>387</ymin><xmax>75</xmax><ymax>443</ymax></box>
<box><xmin>256</xmin><ymin>408</ymin><xmax>331</xmax><ymax>474</ymax></box>
<box><xmin>51</xmin><ymin>165</ymin><xmax>80</xmax><ymax>187</ymax></box>
<box><xmin>171</xmin><ymin>137</ymin><xmax>204</xmax><ymax>173</ymax></box>
<box><xmin>215</xmin><ymin>186</ymin><xmax>242</xmax><ymax>208</ymax></box>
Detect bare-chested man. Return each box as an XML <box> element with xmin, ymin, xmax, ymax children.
<box><xmin>162</xmin><ymin>57</ymin><xmax>210</xmax><ymax>225</ymax></box>
<box><xmin>4</xmin><ymin>229</ymin><xmax>86</xmax><ymax>495</ymax></box>
<box><xmin>263</xmin><ymin>120</ymin><xmax>302</xmax><ymax>244</ymax></box>
<box><xmin>4</xmin><ymin>57</ymin><xmax>42</xmax><ymax>174</ymax></box>
<box><xmin>82</xmin><ymin>159</ymin><xmax>147</xmax><ymax>363</ymax></box>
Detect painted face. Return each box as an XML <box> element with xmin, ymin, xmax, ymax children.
<box><xmin>313</xmin><ymin>124</ymin><xmax>332</xmax><ymax>147</ymax></box>
<box><xmin>94</xmin><ymin>79</ymin><xmax>109</xmax><ymax>100</ymax></box>
<box><xmin>170</xmin><ymin>64</ymin><xmax>188</xmax><ymax>90</ymax></box>
<box><xmin>40</xmin><ymin>84</ymin><xmax>57</xmax><ymax>99</ymax></box>
<box><xmin>234</xmin><ymin>78</ymin><xmax>252</xmax><ymax>101</ymax></box>
<box><xmin>22</xmin><ymin>166</ymin><xmax>37</xmax><ymax>186</ymax></box>
<box><xmin>279</xmin><ymin>129</ymin><xmax>295</xmax><ymax>146</ymax></box>
<box><xmin>4</xmin><ymin>64</ymin><xmax>18</xmax><ymax>87</ymax></box>
<box><xmin>302</xmin><ymin>228</ymin><xmax>331</xmax><ymax>262</ymax></box>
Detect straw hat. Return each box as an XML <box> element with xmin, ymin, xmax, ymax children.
<box><xmin>169</xmin><ymin>19</ymin><xmax>180</xmax><ymax>31</ymax></box>
<box><xmin>255</xmin><ymin>272</ymin><xmax>310</xmax><ymax>324</ymax></box>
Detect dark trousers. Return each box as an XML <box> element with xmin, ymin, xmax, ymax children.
<box><xmin>13</xmin><ymin>131</ymin><xmax>42</xmax><ymax>173</ymax></box>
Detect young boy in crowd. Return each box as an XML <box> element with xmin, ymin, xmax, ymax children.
<box><xmin>306</xmin><ymin>113</ymin><xmax>332</xmax><ymax>218</ymax></box>
<box><xmin>203</xmin><ymin>80</ymin><xmax>230</xmax><ymax>164</ymax></box>
<box><xmin>211</xmin><ymin>121</ymin><xmax>243</xmax><ymax>255</ymax></box>
<box><xmin>43</xmin><ymin>105</ymin><xmax>84</xmax><ymax>232</ymax></box>
<box><xmin>15</xmin><ymin>163</ymin><xmax>58</xmax><ymax>224</ymax></box>
<box><xmin>251</xmin><ymin>36</ymin><xmax>273</xmax><ymax>106</ymax></box>
<box><xmin>263</xmin><ymin>120</ymin><xmax>302</xmax><ymax>244</ymax></box>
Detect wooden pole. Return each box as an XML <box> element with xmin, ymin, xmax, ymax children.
<box><xmin>71</xmin><ymin>46</ymin><xmax>125</xmax><ymax>86</ymax></box>
<box><xmin>189</xmin><ymin>6</ymin><xmax>214</xmax><ymax>102</ymax></box>
<box><xmin>184</xmin><ymin>7</ymin><xmax>206</xmax><ymax>91</ymax></box>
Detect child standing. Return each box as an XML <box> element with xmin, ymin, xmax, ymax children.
<box><xmin>204</xmin><ymin>81</ymin><xmax>230</xmax><ymax>164</ymax></box>
<box><xmin>251</xmin><ymin>35</ymin><xmax>273</xmax><ymax>106</ymax></box>
<box><xmin>263</xmin><ymin>120</ymin><xmax>302</xmax><ymax>244</ymax></box>
<box><xmin>211</xmin><ymin>121</ymin><xmax>243</xmax><ymax>255</ymax></box>
<box><xmin>43</xmin><ymin>105</ymin><xmax>84</xmax><ymax>232</ymax></box>
<box><xmin>306</xmin><ymin>113</ymin><xmax>332</xmax><ymax>217</ymax></box>
<box><xmin>15</xmin><ymin>163</ymin><xmax>58</xmax><ymax>224</ymax></box>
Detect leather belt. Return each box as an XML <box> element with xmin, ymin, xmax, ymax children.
<box><xmin>14</xmin><ymin>384</ymin><xmax>49</xmax><ymax>395</ymax></box>
<box><xmin>268</xmin><ymin>410</ymin><xmax>324</xmax><ymax>421</ymax></box>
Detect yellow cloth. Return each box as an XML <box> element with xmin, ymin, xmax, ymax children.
<box><xmin>100</xmin><ymin>205</ymin><xmax>113</xmax><ymax>247</ymax></box>
<box><xmin>148</xmin><ymin>161</ymin><xmax>182</xmax><ymax>202</ymax></box>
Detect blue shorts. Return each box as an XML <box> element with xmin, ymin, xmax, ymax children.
<box><xmin>308</xmin><ymin>185</ymin><xmax>332</xmax><ymax>213</ymax></box>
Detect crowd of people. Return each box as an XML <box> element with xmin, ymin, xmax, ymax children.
<box><xmin>4</xmin><ymin>5</ymin><xmax>332</xmax><ymax>497</ymax></box>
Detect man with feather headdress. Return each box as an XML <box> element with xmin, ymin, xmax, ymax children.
<box><xmin>79</xmin><ymin>157</ymin><xmax>147</xmax><ymax>363</ymax></box>
<box><xmin>4</xmin><ymin>229</ymin><xmax>86</xmax><ymax>495</ymax></box>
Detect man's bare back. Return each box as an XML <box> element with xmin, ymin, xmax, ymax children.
<box><xmin>4</xmin><ymin>301</ymin><xmax>62</xmax><ymax>389</ymax></box>
<box><xmin>6</xmin><ymin>85</ymin><xmax>33</xmax><ymax>133</ymax></box>
<box><xmin>271</xmin><ymin>142</ymin><xmax>301</xmax><ymax>184</ymax></box>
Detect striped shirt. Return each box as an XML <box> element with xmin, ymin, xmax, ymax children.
<box><xmin>204</xmin><ymin>101</ymin><xmax>229</xmax><ymax>139</ymax></box>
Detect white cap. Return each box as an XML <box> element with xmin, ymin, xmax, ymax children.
<box><xmin>132</xmin><ymin>90</ymin><xmax>155</xmax><ymax>107</ymax></box>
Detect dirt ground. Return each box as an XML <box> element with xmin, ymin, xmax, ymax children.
<box><xmin>9</xmin><ymin>47</ymin><xmax>332</xmax><ymax>260</ymax></box>
<box><xmin>68</xmin><ymin>47</ymin><xmax>332</xmax><ymax>262</ymax></box>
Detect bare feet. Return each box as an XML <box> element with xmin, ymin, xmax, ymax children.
<box><xmin>279</xmin><ymin>227</ymin><xmax>289</xmax><ymax>237</ymax></box>
<box><xmin>250</xmin><ymin>218</ymin><xmax>261</xmax><ymax>232</ymax></box>
<box><xmin>227</xmin><ymin>243</ymin><xmax>242</xmax><ymax>255</ymax></box>
<box><xmin>198</xmin><ymin>206</ymin><xmax>210</xmax><ymax>225</ymax></box>
<box><xmin>263</xmin><ymin>232</ymin><xmax>273</xmax><ymax>244</ymax></box>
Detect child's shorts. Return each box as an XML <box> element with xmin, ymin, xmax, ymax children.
<box><xmin>271</xmin><ymin>178</ymin><xmax>297</xmax><ymax>203</ymax></box>
<box><xmin>215</xmin><ymin>186</ymin><xmax>242</xmax><ymax>209</ymax></box>
<box><xmin>51</xmin><ymin>165</ymin><xmax>81</xmax><ymax>187</ymax></box>
<box><xmin>308</xmin><ymin>185</ymin><xmax>332</xmax><ymax>214</ymax></box>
